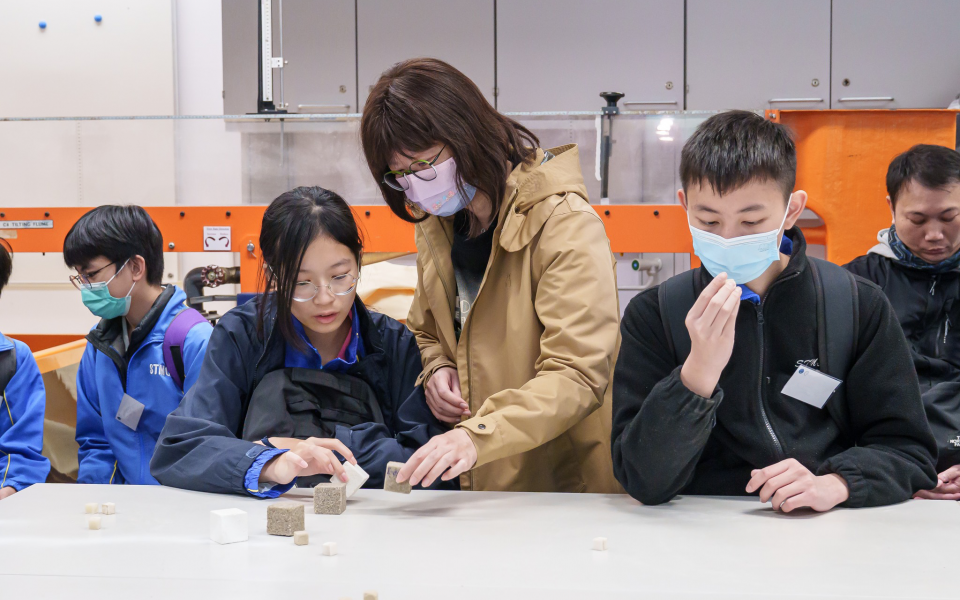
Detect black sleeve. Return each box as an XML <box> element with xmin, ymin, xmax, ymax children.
<box><xmin>921</xmin><ymin>381</ymin><xmax>960</xmax><ymax>471</ymax></box>
<box><xmin>150</xmin><ymin>311</ymin><xmax>269</xmax><ymax>495</ymax></box>
<box><xmin>611</xmin><ymin>288</ymin><xmax>724</xmax><ymax>505</ymax></box>
<box><xmin>816</xmin><ymin>280</ymin><xmax>939</xmax><ymax>506</ymax></box>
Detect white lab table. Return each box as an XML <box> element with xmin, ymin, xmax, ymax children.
<box><xmin>0</xmin><ymin>484</ymin><xmax>956</xmax><ymax>599</ymax></box>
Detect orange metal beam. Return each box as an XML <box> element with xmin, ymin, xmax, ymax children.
<box><xmin>768</xmin><ymin>109</ymin><xmax>958</xmax><ymax>265</ymax></box>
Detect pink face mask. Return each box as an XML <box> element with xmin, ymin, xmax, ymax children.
<box><xmin>401</xmin><ymin>157</ymin><xmax>478</xmax><ymax>217</ymax></box>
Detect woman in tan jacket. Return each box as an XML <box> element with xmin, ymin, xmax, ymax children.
<box><xmin>359</xmin><ymin>58</ymin><xmax>622</xmax><ymax>493</ymax></box>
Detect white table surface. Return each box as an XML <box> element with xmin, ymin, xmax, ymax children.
<box><xmin>0</xmin><ymin>484</ymin><xmax>956</xmax><ymax>599</ymax></box>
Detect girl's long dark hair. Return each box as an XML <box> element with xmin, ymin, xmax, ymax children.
<box><xmin>257</xmin><ymin>186</ymin><xmax>363</xmax><ymax>352</ymax></box>
<box><xmin>360</xmin><ymin>57</ymin><xmax>539</xmax><ymax>237</ymax></box>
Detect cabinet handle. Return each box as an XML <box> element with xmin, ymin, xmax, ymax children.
<box><xmin>836</xmin><ymin>97</ymin><xmax>894</xmax><ymax>102</ymax></box>
<box><xmin>297</xmin><ymin>104</ymin><xmax>351</xmax><ymax>113</ymax></box>
<box><xmin>768</xmin><ymin>98</ymin><xmax>824</xmax><ymax>103</ymax></box>
<box><xmin>623</xmin><ymin>100</ymin><xmax>679</xmax><ymax>106</ymax></box>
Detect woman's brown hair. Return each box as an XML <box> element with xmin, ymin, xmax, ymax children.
<box><xmin>360</xmin><ymin>57</ymin><xmax>540</xmax><ymax>237</ymax></box>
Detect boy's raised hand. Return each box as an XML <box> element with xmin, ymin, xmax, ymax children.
<box><xmin>680</xmin><ymin>273</ymin><xmax>742</xmax><ymax>397</ymax></box>
<box><xmin>746</xmin><ymin>458</ymin><xmax>850</xmax><ymax>513</ymax></box>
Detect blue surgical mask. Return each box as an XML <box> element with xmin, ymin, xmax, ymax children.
<box><xmin>688</xmin><ymin>202</ymin><xmax>791</xmax><ymax>284</ymax></box>
<box><xmin>80</xmin><ymin>259</ymin><xmax>137</xmax><ymax>319</ymax></box>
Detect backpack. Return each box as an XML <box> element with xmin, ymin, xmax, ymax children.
<box><xmin>162</xmin><ymin>307</ymin><xmax>208</xmax><ymax>390</ymax></box>
<box><xmin>657</xmin><ymin>257</ymin><xmax>859</xmax><ymax>441</ymax></box>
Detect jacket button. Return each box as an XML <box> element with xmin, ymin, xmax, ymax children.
<box><xmin>478</xmin><ymin>423</ymin><xmax>486</xmax><ymax>430</ymax></box>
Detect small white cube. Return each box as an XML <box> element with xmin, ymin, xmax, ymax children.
<box><xmin>592</xmin><ymin>537</ymin><xmax>608</xmax><ymax>551</ymax></box>
<box><xmin>210</xmin><ymin>508</ymin><xmax>248</xmax><ymax>545</ymax></box>
<box><xmin>322</xmin><ymin>541</ymin><xmax>338</xmax><ymax>556</ymax></box>
<box><xmin>88</xmin><ymin>516</ymin><xmax>101</xmax><ymax>530</ymax></box>
<box><xmin>331</xmin><ymin>461</ymin><xmax>370</xmax><ymax>498</ymax></box>
<box><xmin>101</xmin><ymin>502</ymin><xmax>116</xmax><ymax>515</ymax></box>
<box><xmin>84</xmin><ymin>503</ymin><xmax>99</xmax><ymax>514</ymax></box>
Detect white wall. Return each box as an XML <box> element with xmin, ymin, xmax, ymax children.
<box><xmin>0</xmin><ymin>0</ymin><xmax>242</xmax><ymax>336</ymax></box>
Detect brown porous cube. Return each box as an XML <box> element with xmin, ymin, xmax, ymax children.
<box><xmin>384</xmin><ymin>461</ymin><xmax>411</xmax><ymax>494</ymax></box>
<box><xmin>313</xmin><ymin>481</ymin><xmax>347</xmax><ymax>515</ymax></box>
<box><xmin>266</xmin><ymin>502</ymin><xmax>304</xmax><ymax>536</ymax></box>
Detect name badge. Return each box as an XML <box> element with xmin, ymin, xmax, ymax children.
<box><xmin>116</xmin><ymin>394</ymin><xmax>145</xmax><ymax>431</ymax></box>
<box><xmin>780</xmin><ymin>366</ymin><xmax>841</xmax><ymax>409</ymax></box>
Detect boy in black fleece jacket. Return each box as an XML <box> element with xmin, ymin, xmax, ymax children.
<box><xmin>612</xmin><ymin>111</ymin><xmax>938</xmax><ymax>511</ymax></box>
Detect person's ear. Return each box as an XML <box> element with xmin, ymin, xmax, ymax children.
<box><xmin>783</xmin><ymin>191</ymin><xmax>808</xmax><ymax>231</ymax></box>
<box><xmin>886</xmin><ymin>196</ymin><xmax>895</xmax><ymax>222</ymax></box>
<box><xmin>677</xmin><ymin>188</ymin><xmax>688</xmax><ymax>211</ymax></box>
<box><xmin>128</xmin><ymin>255</ymin><xmax>147</xmax><ymax>283</ymax></box>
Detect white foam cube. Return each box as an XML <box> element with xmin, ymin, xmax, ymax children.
<box><xmin>322</xmin><ymin>541</ymin><xmax>338</xmax><ymax>556</ymax></box>
<box><xmin>331</xmin><ymin>461</ymin><xmax>370</xmax><ymax>498</ymax></box>
<box><xmin>210</xmin><ymin>508</ymin><xmax>248</xmax><ymax>545</ymax></box>
<box><xmin>84</xmin><ymin>503</ymin><xmax>99</xmax><ymax>514</ymax></box>
<box><xmin>101</xmin><ymin>502</ymin><xmax>116</xmax><ymax>515</ymax></box>
<box><xmin>592</xmin><ymin>537</ymin><xmax>608</xmax><ymax>551</ymax></box>
<box><xmin>88</xmin><ymin>516</ymin><xmax>101</xmax><ymax>530</ymax></box>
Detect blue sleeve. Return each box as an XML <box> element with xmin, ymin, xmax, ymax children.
<box><xmin>243</xmin><ymin>447</ymin><xmax>296</xmax><ymax>498</ymax></box>
<box><xmin>150</xmin><ymin>309</ymin><xmax>283</xmax><ymax>495</ymax></box>
<box><xmin>0</xmin><ymin>341</ymin><xmax>51</xmax><ymax>490</ymax></box>
<box><xmin>75</xmin><ymin>343</ymin><xmax>123</xmax><ymax>484</ymax></box>
<box><xmin>334</xmin><ymin>323</ymin><xmax>452</xmax><ymax>489</ymax></box>
<box><xmin>181</xmin><ymin>321</ymin><xmax>213</xmax><ymax>393</ymax></box>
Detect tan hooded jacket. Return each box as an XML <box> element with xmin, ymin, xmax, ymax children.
<box><xmin>408</xmin><ymin>144</ymin><xmax>623</xmax><ymax>493</ymax></box>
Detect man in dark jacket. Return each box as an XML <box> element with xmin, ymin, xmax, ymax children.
<box><xmin>612</xmin><ymin>111</ymin><xmax>938</xmax><ymax>511</ymax></box>
<box><xmin>845</xmin><ymin>144</ymin><xmax>960</xmax><ymax>500</ymax></box>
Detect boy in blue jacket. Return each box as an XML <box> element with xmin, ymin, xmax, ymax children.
<box><xmin>64</xmin><ymin>206</ymin><xmax>212</xmax><ymax>485</ymax></box>
<box><xmin>0</xmin><ymin>240</ymin><xmax>51</xmax><ymax>499</ymax></box>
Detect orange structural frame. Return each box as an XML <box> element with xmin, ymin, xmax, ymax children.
<box><xmin>2</xmin><ymin>109</ymin><xmax>955</xmax><ymax>303</ymax></box>
<box><xmin>768</xmin><ymin>109</ymin><xmax>958</xmax><ymax>265</ymax></box>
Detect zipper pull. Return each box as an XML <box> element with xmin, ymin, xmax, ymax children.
<box><xmin>945</xmin><ymin>318</ymin><xmax>950</xmax><ymax>345</ymax></box>
<box><xmin>930</xmin><ymin>277</ymin><xmax>938</xmax><ymax>296</ymax></box>
<box><xmin>756</xmin><ymin>308</ymin><xmax>764</xmax><ymax>325</ymax></box>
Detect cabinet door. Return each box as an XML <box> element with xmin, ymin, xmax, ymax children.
<box><xmin>281</xmin><ymin>0</ymin><xmax>357</xmax><ymax>113</ymax></box>
<box><xmin>222</xmin><ymin>1</ymin><xmax>357</xmax><ymax>115</ymax></box>
<box><xmin>356</xmin><ymin>0</ymin><xmax>495</xmax><ymax>107</ymax></box>
<box><xmin>832</xmin><ymin>0</ymin><xmax>960</xmax><ymax>108</ymax></box>
<box><xmin>686</xmin><ymin>0</ymin><xmax>830</xmax><ymax>111</ymax></box>
<box><xmin>496</xmin><ymin>0</ymin><xmax>683</xmax><ymax>113</ymax></box>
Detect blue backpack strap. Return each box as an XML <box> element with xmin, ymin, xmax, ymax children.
<box><xmin>658</xmin><ymin>268</ymin><xmax>699</xmax><ymax>365</ymax></box>
<box><xmin>808</xmin><ymin>257</ymin><xmax>859</xmax><ymax>441</ymax></box>
<box><xmin>163</xmin><ymin>307</ymin><xmax>208</xmax><ymax>390</ymax></box>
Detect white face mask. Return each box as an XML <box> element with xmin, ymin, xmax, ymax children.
<box><xmin>688</xmin><ymin>199</ymin><xmax>791</xmax><ymax>284</ymax></box>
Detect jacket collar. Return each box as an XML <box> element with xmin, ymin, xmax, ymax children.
<box><xmin>0</xmin><ymin>331</ymin><xmax>13</xmax><ymax>353</ymax></box>
<box><xmin>498</xmin><ymin>144</ymin><xmax>588</xmax><ymax>252</ymax></box>
<box><xmin>87</xmin><ymin>285</ymin><xmax>181</xmax><ymax>355</ymax></box>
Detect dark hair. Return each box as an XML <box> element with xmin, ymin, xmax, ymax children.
<box><xmin>258</xmin><ymin>186</ymin><xmax>363</xmax><ymax>351</ymax></box>
<box><xmin>63</xmin><ymin>205</ymin><xmax>164</xmax><ymax>285</ymax></box>
<box><xmin>0</xmin><ymin>239</ymin><xmax>12</xmax><ymax>298</ymax></box>
<box><xmin>360</xmin><ymin>57</ymin><xmax>539</xmax><ymax>237</ymax></box>
<box><xmin>887</xmin><ymin>144</ymin><xmax>960</xmax><ymax>208</ymax></box>
<box><xmin>680</xmin><ymin>110</ymin><xmax>797</xmax><ymax>201</ymax></box>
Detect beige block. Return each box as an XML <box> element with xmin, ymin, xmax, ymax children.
<box><xmin>84</xmin><ymin>503</ymin><xmax>99</xmax><ymax>514</ymax></box>
<box><xmin>322</xmin><ymin>541</ymin><xmax>338</xmax><ymax>556</ymax></box>
<box><xmin>266</xmin><ymin>502</ymin><xmax>304</xmax><ymax>537</ymax></box>
<box><xmin>313</xmin><ymin>481</ymin><xmax>347</xmax><ymax>515</ymax></box>
<box><xmin>88</xmin><ymin>516</ymin><xmax>101</xmax><ymax>530</ymax></box>
<box><xmin>384</xmin><ymin>461</ymin><xmax>411</xmax><ymax>494</ymax></box>
<box><xmin>363</xmin><ymin>592</ymin><xmax>379</xmax><ymax>600</ymax></box>
<box><xmin>293</xmin><ymin>530</ymin><xmax>309</xmax><ymax>546</ymax></box>
<box><xmin>101</xmin><ymin>502</ymin><xmax>116</xmax><ymax>515</ymax></box>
